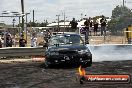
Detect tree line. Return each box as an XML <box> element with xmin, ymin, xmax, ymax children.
<box><xmin>107</xmin><ymin>5</ymin><xmax>132</xmax><ymax>35</ymax></box>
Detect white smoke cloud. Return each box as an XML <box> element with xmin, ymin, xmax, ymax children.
<box><xmin>87</xmin><ymin>44</ymin><xmax>132</xmax><ymax>62</ymax></box>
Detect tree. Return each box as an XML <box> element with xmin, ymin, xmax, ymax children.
<box><xmin>17</xmin><ymin>21</ymin><xmax>49</xmax><ymax>27</ymax></box>
<box><xmin>112</xmin><ymin>5</ymin><xmax>132</xmax><ymax>18</ymax></box>
<box><xmin>0</xmin><ymin>23</ymin><xmax>6</xmax><ymax>26</ymax></box>
<box><xmin>93</xmin><ymin>15</ymin><xmax>104</xmax><ymax>20</ymax></box>
<box><xmin>107</xmin><ymin>5</ymin><xmax>132</xmax><ymax>35</ymax></box>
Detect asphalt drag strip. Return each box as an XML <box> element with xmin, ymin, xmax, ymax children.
<box><xmin>0</xmin><ymin>60</ymin><xmax>132</xmax><ymax>88</ymax></box>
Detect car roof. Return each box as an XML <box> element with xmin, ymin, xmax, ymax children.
<box><xmin>52</xmin><ymin>32</ymin><xmax>80</xmax><ymax>36</ymax></box>
<box><xmin>63</xmin><ymin>33</ymin><xmax>80</xmax><ymax>36</ymax></box>
<box><xmin>52</xmin><ymin>33</ymin><xmax>80</xmax><ymax>37</ymax></box>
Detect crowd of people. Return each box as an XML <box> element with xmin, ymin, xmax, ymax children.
<box><xmin>0</xmin><ymin>15</ymin><xmax>107</xmax><ymax>48</ymax></box>
<box><xmin>0</xmin><ymin>32</ymin><xmax>14</xmax><ymax>48</ymax></box>
<box><xmin>69</xmin><ymin>15</ymin><xmax>107</xmax><ymax>36</ymax></box>
<box><xmin>69</xmin><ymin>15</ymin><xmax>107</xmax><ymax>43</ymax></box>
<box><xmin>0</xmin><ymin>32</ymin><xmax>38</xmax><ymax>48</ymax></box>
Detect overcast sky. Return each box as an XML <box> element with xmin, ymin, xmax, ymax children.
<box><xmin>0</xmin><ymin>0</ymin><xmax>132</xmax><ymax>24</ymax></box>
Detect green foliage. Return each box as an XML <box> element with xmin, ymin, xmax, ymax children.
<box><xmin>0</xmin><ymin>23</ymin><xmax>6</xmax><ymax>26</ymax></box>
<box><xmin>112</xmin><ymin>5</ymin><xmax>132</xmax><ymax>18</ymax></box>
<box><xmin>17</xmin><ymin>21</ymin><xmax>49</xmax><ymax>27</ymax></box>
<box><xmin>107</xmin><ymin>5</ymin><xmax>132</xmax><ymax>35</ymax></box>
<box><xmin>92</xmin><ymin>15</ymin><xmax>109</xmax><ymax>23</ymax></box>
<box><xmin>92</xmin><ymin>15</ymin><xmax>103</xmax><ymax>20</ymax></box>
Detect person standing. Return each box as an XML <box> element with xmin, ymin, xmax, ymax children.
<box><xmin>0</xmin><ymin>37</ymin><xmax>3</xmax><ymax>48</ymax></box>
<box><xmin>126</xmin><ymin>25</ymin><xmax>132</xmax><ymax>44</ymax></box>
<box><xmin>100</xmin><ymin>15</ymin><xmax>107</xmax><ymax>36</ymax></box>
<box><xmin>89</xmin><ymin>20</ymin><xmax>93</xmax><ymax>36</ymax></box>
<box><xmin>84</xmin><ymin>18</ymin><xmax>90</xmax><ymax>44</ymax></box>
<box><xmin>19</xmin><ymin>35</ymin><xmax>27</xmax><ymax>47</ymax></box>
<box><xmin>31</xmin><ymin>33</ymin><xmax>37</xmax><ymax>47</ymax></box>
<box><xmin>69</xmin><ymin>18</ymin><xmax>78</xmax><ymax>32</ymax></box>
<box><xmin>6</xmin><ymin>34</ymin><xmax>13</xmax><ymax>47</ymax></box>
<box><xmin>93</xmin><ymin>20</ymin><xmax>99</xmax><ymax>36</ymax></box>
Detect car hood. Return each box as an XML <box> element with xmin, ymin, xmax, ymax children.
<box><xmin>48</xmin><ymin>44</ymin><xmax>87</xmax><ymax>51</ymax></box>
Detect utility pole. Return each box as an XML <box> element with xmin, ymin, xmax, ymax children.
<box><xmin>12</xmin><ymin>18</ymin><xmax>16</xmax><ymax>27</ymax></box>
<box><xmin>122</xmin><ymin>0</ymin><xmax>125</xmax><ymax>17</ymax></box>
<box><xmin>26</xmin><ymin>13</ymin><xmax>30</xmax><ymax>43</ymax></box>
<box><xmin>123</xmin><ymin>0</ymin><xmax>125</xmax><ymax>7</ymax></box>
<box><xmin>21</xmin><ymin>0</ymin><xmax>24</xmax><ymax>34</ymax></box>
<box><xmin>33</xmin><ymin>10</ymin><xmax>35</xmax><ymax>27</ymax></box>
<box><xmin>56</xmin><ymin>15</ymin><xmax>60</xmax><ymax>32</ymax></box>
<box><xmin>64</xmin><ymin>11</ymin><xmax>66</xmax><ymax>32</ymax></box>
<box><xmin>19</xmin><ymin>17</ymin><xmax>21</xmax><ymax>36</ymax></box>
<box><xmin>81</xmin><ymin>13</ymin><xmax>83</xmax><ymax>21</ymax></box>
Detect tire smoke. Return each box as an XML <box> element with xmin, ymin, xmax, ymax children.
<box><xmin>87</xmin><ymin>44</ymin><xmax>132</xmax><ymax>62</ymax></box>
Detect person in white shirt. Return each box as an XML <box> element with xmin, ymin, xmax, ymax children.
<box><xmin>31</xmin><ymin>33</ymin><xmax>37</xmax><ymax>47</ymax></box>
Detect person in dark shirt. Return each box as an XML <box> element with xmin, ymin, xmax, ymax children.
<box><xmin>69</xmin><ymin>18</ymin><xmax>78</xmax><ymax>31</ymax></box>
<box><xmin>100</xmin><ymin>15</ymin><xmax>107</xmax><ymax>36</ymax></box>
<box><xmin>89</xmin><ymin>21</ymin><xmax>93</xmax><ymax>36</ymax></box>
<box><xmin>84</xmin><ymin>18</ymin><xmax>90</xmax><ymax>44</ymax></box>
<box><xmin>93</xmin><ymin>20</ymin><xmax>98</xmax><ymax>36</ymax></box>
<box><xmin>19</xmin><ymin>35</ymin><xmax>27</xmax><ymax>47</ymax></box>
<box><xmin>6</xmin><ymin>35</ymin><xmax>13</xmax><ymax>47</ymax></box>
<box><xmin>84</xmin><ymin>18</ymin><xmax>90</xmax><ymax>30</ymax></box>
<box><xmin>0</xmin><ymin>41</ymin><xmax>2</xmax><ymax>48</ymax></box>
<box><xmin>0</xmin><ymin>37</ymin><xmax>3</xmax><ymax>48</ymax></box>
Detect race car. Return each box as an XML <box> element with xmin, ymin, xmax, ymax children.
<box><xmin>44</xmin><ymin>33</ymin><xmax>92</xmax><ymax>67</ymax></box>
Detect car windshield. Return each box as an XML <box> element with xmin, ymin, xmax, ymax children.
<box><xmin>49</xmin><ymin>34</ymin><xmax>83</xmax><ymax>45</ymax></box>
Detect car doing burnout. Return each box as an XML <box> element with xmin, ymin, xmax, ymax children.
<box><xmin>44</xmin><ymin>34</ymin><xmax>92</xmax><ymax>67</ymax></box>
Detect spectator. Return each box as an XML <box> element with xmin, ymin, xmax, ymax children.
<box><xmin>44</xmin><ymin>30</ymin><xmax>51</xmax><ymax>43</ymax></box>
<box><xmin>12</xmin><ymin>36</ymin><xmax>16</xmax><ymax>46</ymax></box>
<box><xmin>6</xmin><ymin>34</ymin><xmax>13</xmax><ymax>47</ymax></box>
<box><xmin>84</xmin><ymin>18</ymin><xmax>90</xmax><ymax>44</ymax></box>
<box><xmin>69</xmin><ymin>18</ymin><xmax>78</xmax><ymax>32</ymax></box>
<box><xmin>84</xmin><ymin>18</ymin><xmax>90</xmax><ymax>31</ymax></box>
<box><xmin>0</xmin><ymin>37</ymin><xmax>2</xmax><ymax>48</ymax></box>
<box><xmin>31</xmin><ymin>33</ymin><xmax>37</xmax><ymax>47</ymax></box>
<box><xmin>100</xmin><ymin>15</ymin><xmax>107</xmax><ymax>36</ymax></box>
<box><xmin>89</xmin><ymin>20</ymin><xmax>93</xmax><ymax>36</ymax></box>
<box><xmin>126</xmin><ymin>25</ymin><xmax>132</xmax><ymax>44</ymax></box>
<box><xmin>93</xmin><ymin>20</ymin><xmax>99</xmax><ymax>36</ymax></box>
<box><xmin>19</xmin><ymin>35</ymin><xmax>27</xmax><ymax>47</ymax></box>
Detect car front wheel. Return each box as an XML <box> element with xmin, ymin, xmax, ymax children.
<box><xmin>44</xmin><ymin>60</ymin><xmax>51</xmax><ymax>68</ymax></box>
<box><xmin>82</xmin><ymin>58</ymin><xmax>92</xmax><ymax>68</ymax></box>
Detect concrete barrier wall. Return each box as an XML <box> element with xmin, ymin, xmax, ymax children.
<box><xmin>0</xmin><ymin>47</ymin><xmax>46</xmax><ymax>57</ymax></box>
